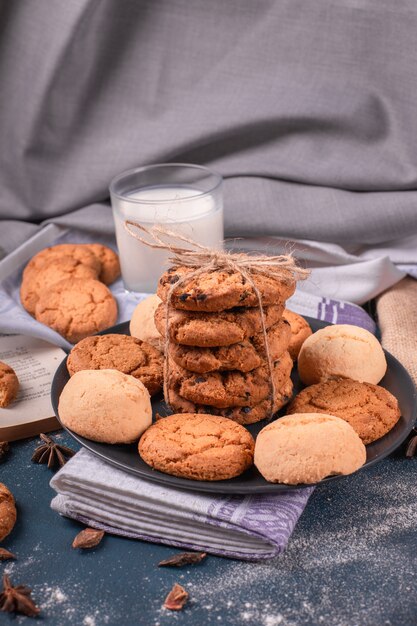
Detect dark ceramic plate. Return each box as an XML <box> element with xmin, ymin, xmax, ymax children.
<box><xmin>51</xmin><ymin>318</ymin><xmax>416</xmax><ymax>494</ymax></box>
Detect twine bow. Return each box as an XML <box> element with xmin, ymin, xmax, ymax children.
<box><xmin>125</xmin><ymin>220</ymin><xmax>309</xmax><ymax>418</ymax></box>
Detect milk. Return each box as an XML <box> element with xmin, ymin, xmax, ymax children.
<box><xmin>113</xmin><ymin>186</ymin><xmax>224</xmax><ymax>292</ymax></box>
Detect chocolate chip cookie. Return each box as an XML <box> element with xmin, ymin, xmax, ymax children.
<box><xmin>35</xmin><ymin>278</ymin><xmax>118</xmax><ymax>343</ymax></box>
<box><xmin>167</xmin><ymin>377</ymin><xmax>294</xmax><ymax>425</ymax></box>
<box><xmin>168</xmin><ymin>351</ymin><xmax>293</xmax><ymax>408</ymax></box>
<box><xmin>155</xmin><ymin>302</ymin><xmax>285</xmax><ymax>347</ymax></box>
<box><xmin>282</xmin><ymin>309</ymin><xmax>313</xmax><ymax>360</ymax></box>
<box><xmin>287</xmin><ymin>378</ymin><xmax>401</xmax><ymax>444</ymax></box>
<box><xmin>67</xmin><ymin>334</ymin><xmax>163</xmax><ymax>395</ymax></box>
<box><xmin>158</xmin><ymin>265</ymin><xmax>295</xmax><ymax>312</ymax></box>
<box><xmin>21</xmin><ymin>256</ymin><xmax>99</xmax><ymax>316</ymax></box>
<box><xmin>138</xmin><ymin>413</ymin><xmax>255</xmax><ymax>481</ymax></box>
<box><xmin>169</xmin><ymin>318</ymin><xmax>291</xmax><ymax>373</ymax></box>
<box><xmin>0</xmin><ymin>361</ymin><xmax>19</xmax><ymax>408</ymax></box>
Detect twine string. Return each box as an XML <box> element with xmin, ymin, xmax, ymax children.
<box><xmin>125</xmin><ymin>220</ymin><xmax>309</xmax><ymax>417</ymax></box>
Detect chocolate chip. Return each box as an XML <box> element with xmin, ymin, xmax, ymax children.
<box><xmin>245</xmin><ymin>392</ymin><xmax>251</xmax><ymax>398</ymax></box>
<box><xmin>242</xmin><ymin>407</ymin><xmax>252</xmax><ymax>414</ymax></box>
<box><xmin>179</xmin><ymin>293</ymin><xmax>190</xmax><ymax>301</ymax></box>
<box><xmin>168</xmin><ymin>274</ymin><xmax>180</xmax><ymax>284</ymax></box>
<box><xmin>196</xmin><ymin>294</ymin><xmax>207</xmax><ymax>301</ymax></box>
<box><xmin>195</xmin><ymin>377</ymin><xmax>205</xmax><ymax>383</ymax></box>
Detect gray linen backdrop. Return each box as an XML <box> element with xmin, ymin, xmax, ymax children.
<box><xmin>0</xmin><ymin>0</ymin><xmax>416</xmax><ymax>297</ymax></box>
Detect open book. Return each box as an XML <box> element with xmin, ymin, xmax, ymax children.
<box><xmin>0</xmin><ymin>334</ymin><xmax>66</xmax><ymax>441</ymax></box>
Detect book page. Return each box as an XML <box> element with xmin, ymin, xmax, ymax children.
<box><xmin>0</xmin><ymin>334</ymin><xmax>66</xmax><ymax>427</ymax></box>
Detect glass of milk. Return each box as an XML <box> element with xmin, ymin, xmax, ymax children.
<box><xmin>110</xmin><ymin>164</ymin><xmax>224</xmax><ymax>292</ymax></box>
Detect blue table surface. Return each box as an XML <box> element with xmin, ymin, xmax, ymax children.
<box><xmin>0</xmin><ymin>432</ymin><xmax>416</xmax><ymax>626</ymax></box>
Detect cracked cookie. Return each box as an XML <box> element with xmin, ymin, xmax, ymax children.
<box><xmin>138</xmin><ymin>413</ymin><xmax>255</xmax><ymax>481</ymax></box>
<box><xmin>0</xmin><ymin>483</ymin><xmax>17</xmax><ymax>541</ymax></box>
<box><xmin>85</xmin><ymin>243</ymin><xmax>121</xmax><ymax>285</ymax></box>
<box><xmin>158</xmin><ymin>265</ymin><xmax>295</xmax><ymax>312</ymax></box>
<box><xmin>282</xmin><ymin>309</ymin><xmax>313</xmax><ymax>360</ymax></box>
<box><xmin>67</xmin><ymin>334</ymin><xmax>163</xmax><ymax>395</ymax></box>
<box><xmin>168</xmin><ymin>351</ymin><xmax>293</xmax><ymax>408</ymax></box>
<box><xmin>169</xmin><ymin>318</ymin><xmax>291</xmax><ymax>373</ymax></box>
<box><xmin>0</xmin><ymin>361</ymin><xmax>19</xmax><ymax>408</ymax></box>
<box><xmin>35</xmin><ymin>277</ymin><xmax>118</xmax><ymax>343</ymax></box>
<box><xmin>23</xmin><ymin>243</ymin><xmax>101</xmax><ymax>277</ymax></box>
<box><xmin>20</xmin><ymin>256</ymin><xmax>99</xmax><ymax>316</ymax></box>
<box><xmin>154</xmin><ymin>302</ymin><xmax>285</xmax><ymax>347</ymax></box>
<box><xmin>167</xmin><ymin>377</ymin><xmax>294</xmax><ymax>425</ymax></box>
<box><xmin>287</xmin><ymin>378</ymin><xmax>401</xmax><ymax>444</ymax></box>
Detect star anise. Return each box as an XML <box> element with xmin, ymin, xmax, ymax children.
<box><xmin>31</xmin><ymin>433</ymin><xmax>75</xmax><ymax>469</ymax></box>
<box><xmin>163</xmin><ymin>583</ymin><xmax>189</xmax><ymax>611</ymax></box>
<box><xmin>405</xmin><ymin>427</ymin><xmax>417</xmax><ymax>459</ymax></box>
<box><xmin>0</xmin><ymin>574</ymin><xmax>40</xmax><ymax>617</ymax></box>
<box><xmin>0</xmin><ymin>441</ymin><xmax>10</xmax><ymax>462</ymax></box>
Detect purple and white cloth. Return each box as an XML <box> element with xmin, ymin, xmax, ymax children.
<box><xmin>50</xmin><ymin>448</ymin><xmax>314</xmax><ymax>561</ymax></box>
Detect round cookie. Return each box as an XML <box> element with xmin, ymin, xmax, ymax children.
<box><xmin>287</xmin><ymin>378</ymin><xmax>401</xmax><ymax>444</ymax></box>
<box><xmin>167</xmin><ymin>377</ymin><xmax>294</xmax><ymax>425</ymax></box>
<box><xmin>168</xmin><ymin>351</ymin><xmax>293</xmax><ymax>409</ymax></box>
<box><xmin>67</xmin><ymin>334</ymin><xmax>163</xmax><ymax>395</ymax></box>
<box><xmin>155</xmin><ymin>302</ymin><xmax>285</xmax><ymax>347</ymax></box>
<box><xmin>298</xmin><ymin>324</ymin><xmax>387</xmax><ymax>385</ymax></box>
<box><xmin>0</xmin><ymin>483</ymin><xmax>17</xmax><ymax>541</ymax></box>
<box><xmin>58</xmin><ymin>369</ymin><xmax>152</xmax><ymax>443</ymax></box>
<box><xmin>158</xmin><ymin>265</ymin><xmax>296</xmax><ymax>312</ymax></box>
<box><xmin>86</xmin><ymin>243</ymin><xmax>121</xmax><ymax>285</ymax></box>
<box><xmin>138</xmin><ymin>413</ymin><xmax>255</xmax><ymax>481</ymax></box>
<box><xmin>282</xmin><ymin>309</ymin><xmax>313</xmax><ymax>360</ymax></box>
<box><xmin>24</xmin><ymin>243</ymin><xmax>101</xmax><ymax>277</ymax></box>
<box><xmin>169</xmin><ymin>318</ymin><xmax>291</xmax><ymax>373</ymax></box>
<box><xmin>254</xmin><ymin>413</ymin><xmax>366</xmax><ymax>484</ymax></box>
<box><xmin>130</xmin><ymin>294</ymin><xmax>164</xmax><ymax>351</ymax></box>
<box><xmin>0</xmin><ymin>361</ymin><xmax>19</xmax><ymax>408</ymax></box>
<box><xmin>20</xmin><ymin>256</ymin><xmax>99</xmax><ymax>316</ymax></box>
<box><xmin>35</xmin><ymin>278</ymin><xmax>118</xmax><ymax>343</ymax></box>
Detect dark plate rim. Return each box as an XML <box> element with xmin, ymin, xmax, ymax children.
<box><xmin>51</xmin><ymin>317</ymin><xmax>417</xmax><ymax>494</ymax></box>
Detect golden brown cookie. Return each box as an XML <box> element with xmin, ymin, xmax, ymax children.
<box><xmin>287</xmin><ymin>378</ymin><xmax>401</xmax><ymax>444</ymax></box>
<box><xmin>67</xmin><ymin>334</ymin><xmax>163</xmax><ymax>395</ymax></box>
<box><xmin>0</xmin><ymin>361</ymin><xmax>19</xmax><ymax>408</ymax></box>
<box><xmin>138</xmin><ymin>413</ymin><xmax>255</xmax><ymax>481</ymax></box>
<box><xmin>169</xmin><ymin>318</ymin><xmax>291</xmax><ymax>373</ymax></box>
<box><xmin>168</xmin><ymin>351</ymin><xmax>293</xmax><ymax>408</ymax></box>
<box><xmin>155</xmin><ymin>302</ymin><xmax>285</xmax><ymax>347</ymax></box>
<box><xmin>35</xmin><ymin>278</ymin><xmax>118</xmax><ymax>343</ymax></box>
<box><xmin>158</xmin><ymin>265</ymin><xmax>296</xmax><ymax>312</ymax></box>
<box><xmin>167</xmin><ymin>377</ymin><xmax>294</xmax><ymax>425</ymax></box>
<box><xmin>282</xmin><ymin>309</ymin><xmax>313</xmax><ymax>360</ymax></box>
<box><xmin>0</xmin><ymin>483</ymin><xmax>17</xmax><ymax>541</ymax></box>
<box><xmin>85</xmin><ymin>243</ymin><xmax>121</xmax><ymax>285</ymax></box>
<box><xmin>23</xmin><ymin>244</ymin><xmax>101</xmax><ymax>277</ymax></box>
<box><xmin>20</xmin><ymin>256</ymin><xmax>99</xmax><ymax>316</ymax></box>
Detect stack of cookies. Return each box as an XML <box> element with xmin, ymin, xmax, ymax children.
<box><xmin>20</xmin><ymin>243</ymin><xmax>120</xmax><ymax>343</ymax></box>
<box><xmin>154</xmin><ymin>265</ymin><xmax>297</xmax><ymax>424</ymax></box>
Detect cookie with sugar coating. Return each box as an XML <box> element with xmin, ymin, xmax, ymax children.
<box><xmin>58</xmin><ymin>369</ymin><xmax>152</xmax><ymax>443</ymax></box>
<box><xmin>298</xmin><ymin>324</ymin><xmax>386</xmax><ymax>385</ymax></box>
<box><xmin>130</xmin><ymin>294</ymin><xmax>164</xmax><ymax>352</ymax></box>
<box><xmin>139</xmin><ymin>413</ymin><xmax>255</xmax><ymax>481</ymax></box>
<box><xmin>254</xmin><ymin>413</ymin><xmax>366</xmax><ymax>484</ymax></box>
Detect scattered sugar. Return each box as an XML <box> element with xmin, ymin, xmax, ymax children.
<box><xmin>83</xmin><ymin>616</ymin><xmax>96</xmax><ymax>626</ymax></box>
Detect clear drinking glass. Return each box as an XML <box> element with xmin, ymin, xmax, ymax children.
<box><xmin>110</xmin><ymin>163</ymin><xmax>224</xmax><ymax>292</ymax></box>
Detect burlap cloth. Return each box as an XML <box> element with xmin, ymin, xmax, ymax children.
<box><xmin>376</xmin><ymin>277</ymin><xmax>417</xmax><ymax>387</ymax></box>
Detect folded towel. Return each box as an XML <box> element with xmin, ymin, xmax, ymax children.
<box><xmin>50</xmin><ymin>449</ymin><xmax>314</xmax><ymax>560</ymax></box>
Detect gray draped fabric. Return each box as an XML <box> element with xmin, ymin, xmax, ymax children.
<box><xmin>1</xmin><ymin>0</ymin><xmax>417</xmax><ymax>255</ymax></box>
